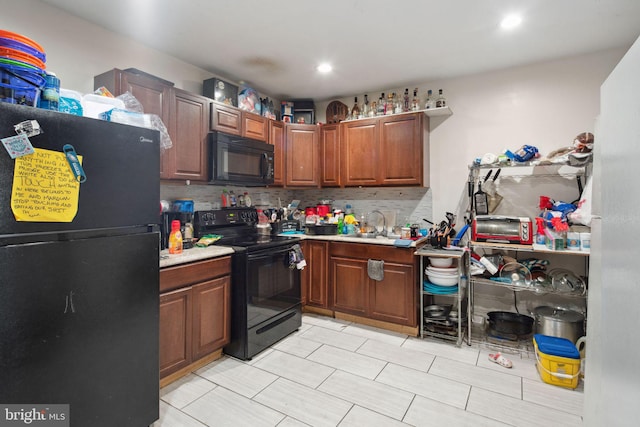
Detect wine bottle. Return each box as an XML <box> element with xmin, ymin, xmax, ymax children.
<box><xmin>425</xmin><ymin>89</ymin><xmax>435</xmax><ymax>109</ymax></box>
<box><xmin>393</xmin><ymin>92</ymin><xmax>402</xmax><ymax>114</ymax></box>
<box><xmin>362</xmin><ymin>94</ymin><xmax>370</xmax><ymax>117</ymax></box>
<box><xmin>377</xmin><ymin>93</ymin><xmax>385</xmax><ymax>115</ymax></box>
<box><xmin>412</xmin><ymin>88</ymin><xmax>419</xmax><ymax>111</ymax></box>
<box><xmin>403</xmin><ymin>88</ymin><xmax>410</xmax><ymax>112</ymax></box>
<box><xmin>436</xmin><ymin>89</ymin><xmax>447</xmax><ymax>108</ymax></box>
<box><xmin>386</xmin><ymin>93</ymin><xmax>394</xmax><ymax>115</ymax></box>
<box><xmin>351</xmin><ymin>96</ymin><xmax>360</xmax><ymax>118</ymax></box>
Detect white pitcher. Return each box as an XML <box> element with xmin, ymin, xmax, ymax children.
<box><xmin>576</xmin><ymin>336</ymin><xmax>587</xmax><ymax>378</ymax></box>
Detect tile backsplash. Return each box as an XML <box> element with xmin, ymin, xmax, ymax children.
<box><xmin>160</xmin><ymin>184</ymin><xmax>433</xmax><ymax>225</ymax></box>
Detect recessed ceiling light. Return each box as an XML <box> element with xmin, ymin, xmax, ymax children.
<box><xmin>316</xmin><ymin>63</ymin><xmax>333</xmax><ymax>73</ymax></box>
<box><xmin>500</xmin><ymin>14</ymin><xmax>522</xmax><ymax>30</ymax></box>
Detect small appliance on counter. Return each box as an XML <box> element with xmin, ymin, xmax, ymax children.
<box><xmin>161</xmin><ymin>211</ymin><xmax>193</xmax><ymax>250</ymax></box>
<box><xmin>472</xmin><ymin>215</ymin><xmax>533</xmax><ymax>244</ymax></box>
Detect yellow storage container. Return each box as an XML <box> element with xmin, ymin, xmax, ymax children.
<box><xmin>533</xmin><ymin>334</ymin><xmax>581</xmax><ymax>389</ymax></box>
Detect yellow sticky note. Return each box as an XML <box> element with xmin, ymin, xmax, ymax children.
<box><xmin>11</xmin><ymin>148</ymin><xmax>82</xmax><ymax>222</ymax></box>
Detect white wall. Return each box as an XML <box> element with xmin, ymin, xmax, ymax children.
<box><xmin>1</xmin><ymin>0</ymin><xmax>235</xmax><ymax>95</ymax></box>
<box><xmin>317</xmin><ymin>48</ymin><xmax>626</xmax><ymax>221</ymax></box>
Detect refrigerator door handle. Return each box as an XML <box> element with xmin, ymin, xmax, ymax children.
<box><xmin>64</xmin><ymin>291</ymin><xmax>76</xmax><ymax>314</ymax></box>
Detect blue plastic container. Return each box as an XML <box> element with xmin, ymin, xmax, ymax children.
<box><xmin>0</xmin><ymin>62</ymin><xmax>44</xmax><ymax>106</ymax></box>
<box><xmin>0</xmin><ymin>81</ymin><xmax>40</xmax><ymax>106</ymax></box>
<box><xmin>38</xmin><ymin>72</ymin><xmax>59</xmax><ymax>110</ymax></box>
<box><xmin>172</xmin><ymin>199</ymin><xmax>194</xmax><ymax>213</ymax></box>
<box><xmin>533</xmin><ymin>334</ymin><xmax>580</xmax><ymax>359</ymax></box>
<box><xmin>0</xmin><ymin>63</ymin><xmax>45</xmax><ymax>87</ymax></box>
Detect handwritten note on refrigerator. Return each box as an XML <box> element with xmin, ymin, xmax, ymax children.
<box><xmin>11</xmin><ymin>148</ymin><xmax>82</xmax><ymax>222</ymax></box>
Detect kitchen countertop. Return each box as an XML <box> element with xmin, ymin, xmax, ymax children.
<box><xmin>293</xmin><ymin>233</ymin><xmax>427</xmax><ymax>247</ymax></box>
<box><xmin>159</xmin><ymin>234</ymin><xmax>426</xmax><ymax>268</ymax></box>
<box><xmin>160</xmin><ymin>246</ymin><xmax>235</xmax><ymax>268</ymax></box>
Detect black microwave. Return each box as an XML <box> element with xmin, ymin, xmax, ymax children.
<box><xmin>209</xmin><ymin>131</ymin><xmax>274</xmax><ymax>186</ymax></box>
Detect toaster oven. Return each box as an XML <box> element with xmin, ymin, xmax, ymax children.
<box><xmin>472</xmin><ymin>215</ymin><xmax>533</xmax><ymax>244</ymax></box>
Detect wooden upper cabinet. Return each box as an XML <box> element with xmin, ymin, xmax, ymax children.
<box><xmin>94</xmin><ymin>68</ymin><xmax>217</xmax><ymax>182</ymax></box>
<box><xmin>94</xmin><ymin>69</ymin><xmax>172</xmax><ymax>123</ymax></box>
<box><xmin>269</xmin><ymin>120</ymin><xmax>285</xmax><ymax>186</ymax></box>
<box><xmin>210</xmin><ymin>102</ymin><xmax>268</xmax><ymax>141</ymax></box>
<box><xmin>210</xmin><ymin>102</ymin><xmax>241</xmax><ymax>136</ymax></box>
<box><xmin>321</xmin><ymin>124</ymin><xmax>341</xmax><ymax>187</ymax></box>
<box><xmin>285</xmin><ymin>124</ymin><xmax>320</xmax><ymax>187</ymax></box>
<box><xmin>242</xmin><ymin>112</ymin><xmax>268</xmax><ymax>142</ymax></box>
<box><xmin>341</xmin><ymin>118</ymin><xmax>379</xmax><ymax>186</ymax></box>
<box><xmin>166</xmin><ymin>88</ymin><xmax>210</xmax><ymax>181</ymax></box>
<box><xmin>379</xmin><ymin>113</ymin><xmax>424</xmax><ymax>186</ymax></box>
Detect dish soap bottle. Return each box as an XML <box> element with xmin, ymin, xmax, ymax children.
<box><xmin>168</xmin><ymin>220</ymin><xmax>183</xmax><ymax>254</ymax></box>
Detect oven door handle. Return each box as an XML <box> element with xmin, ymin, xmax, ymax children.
<box><xmin>247</xmin><ymin>246</ymin><xmax>293</xmax><ymax>261</ymax></box>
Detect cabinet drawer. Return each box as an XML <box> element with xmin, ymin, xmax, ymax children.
<box><xmin>160</xmin><ymin>256</ymin><xmax>231</xmax><ymax>292</ymax></box>
<box><xmin>330</xmin><ymin>242</ymin><xmax>414</xmax><ymax>264</ymax></box>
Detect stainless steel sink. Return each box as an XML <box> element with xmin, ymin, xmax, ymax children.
<box><xmin>356</xmin><ymin>232</ymin><xmax>379</xmax><ymax>238</ymax></box>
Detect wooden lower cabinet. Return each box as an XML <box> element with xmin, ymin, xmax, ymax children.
<box><xmin>191</xmin><ymin>277</ymin><xmax>231</xmax><ymax>360</ymax></box>
<box><xmin>330</xmin><ymin>256</ymin><xmax>368</xmax><ymax>316</ymax></box>
<box><xmin>159</xmin><ymin>287</ymin><xmax>192</xmax><ymax>378</ymax></box>
<box><xmin>302</xmin><ymin>240</ymin><xmax>330</xmax><ymax>308</ymax></box>
<box><xmin>329</xmin><ymin>242</ymin><xmax>417</xmax><ymax>327</ymax></box>
<box><xmin>159</xmin><ymin>257</ymin><xmax>231</xmax><ymax>380</ymax></box>
<box><xmin>369</xmin><ymin>262</ymin><xmax>415</xmax><ymax>325</ymax></box>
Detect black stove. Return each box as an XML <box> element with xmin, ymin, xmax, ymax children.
<box><xmin>194</xmin><ymin>207</ymin><xmax>303</xmax><ymax>360</ymax></box>
<box><xmin>193</xmin><ymin>208</ymin><xmax>300</xmax><ymax>251</ymax></box>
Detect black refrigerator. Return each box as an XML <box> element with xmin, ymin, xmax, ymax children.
<box><xmin>0</xmin><ymin>103</ymin><xmax>160</xmax><ymax>426</ymax></box>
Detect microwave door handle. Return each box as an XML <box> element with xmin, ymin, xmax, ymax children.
<box><xmin>261</xmin><ymin>152</ymin><xmax>268</xmax><ymax>179</ymax></box>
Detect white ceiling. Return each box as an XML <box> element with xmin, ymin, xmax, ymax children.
<box><xmin>40</xmin><ymin>0</ymin><xmax>640</xmax><ymax>101</ymax></box>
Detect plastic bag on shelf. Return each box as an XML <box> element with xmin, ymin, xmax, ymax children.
<box><xmin>568</xmin><ymin>175</ymin><xmax>593</xmax><ymax>226</ymax></box>
<box><xmin>116</xmin><ymin>91</ymin><xmax>144</xmax><ymax>113</ymax></box>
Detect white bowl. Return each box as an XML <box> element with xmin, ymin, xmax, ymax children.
<box><xmin>429</xmin><ymin>257</ymin><xmax>453</xmax><ymax>268</ymax></box>
<box><xmin>426</xmin><ymin>272</ymin><xmax>459</xmax><ymax>286</ymax></box>
<box><xmin>426</xmin><ymin>266</ymin><xmax>457</xmax><ymax>275</ymax></box>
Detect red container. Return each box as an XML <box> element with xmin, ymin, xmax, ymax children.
<box><xmin>305</xmin><ymin>207</ymin><xmax>317</xmax><ymax>216</ymax></box>
<box><xmin>316</xmin><ymin>204</ymin><xmax>331</xmax><ymax>217</ymax></box>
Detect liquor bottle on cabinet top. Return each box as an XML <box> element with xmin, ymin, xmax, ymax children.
<box><xmin>411</xmin><ymin>88</ymin><xmax>419</xmax><ymax>111</ymax></box>
<box><xmin>362</xmin><ymin>94</ymin><xmax>370</xmax><ymax>117</ymax></box>
<box><xmin>377</xmin><ymin>93</ymin><xmax>385</xmax><ymax>115</ymax></box>
<box><xmin>370</xmin><ymin>101</ymin><xmax>377</xmax><ymax>117</ymax></box>
<box><xmin>403</xmin><ymin>88</ymin><xmax>410</xmax><ymax>112</ymax></box>
<box><xmin>351</xmin><ymin>96</ymin><xmax>360</xmax><ymax>118</ymax></box>
<box><xmin>394</xmin><ymin>92</ymin><xmax>403</xmax><ymax>114</ymax></box>
<box><xmin>436</xmin><ymin>89</ymin><xmax>446</xmax><ymax>108</ymax></box>
<box><xmin>386</xmin><ymin>93</ymin><xmax>394</xmax><ymax>115</ymax></box>
<box><xmin>424</xmin><ymin>89</ymin><xmax>435</xmax><ymax>109</ymax></box>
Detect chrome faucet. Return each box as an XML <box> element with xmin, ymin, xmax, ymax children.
<box><xmin>367</xmin><ymin>210</ymin><xmax>387</xmax><ymax>237</ymax></box>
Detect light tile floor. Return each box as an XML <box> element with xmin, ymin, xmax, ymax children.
<box><xmin>153</xmin><ymin>314</ymin><xmax>584</xmax><ymax>427</ymax></box>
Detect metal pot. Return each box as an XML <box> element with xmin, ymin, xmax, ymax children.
<box><xmin>532</xmin><ymin>306</ymin><xmax>585</xmax><ymax>344</ymax></box>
